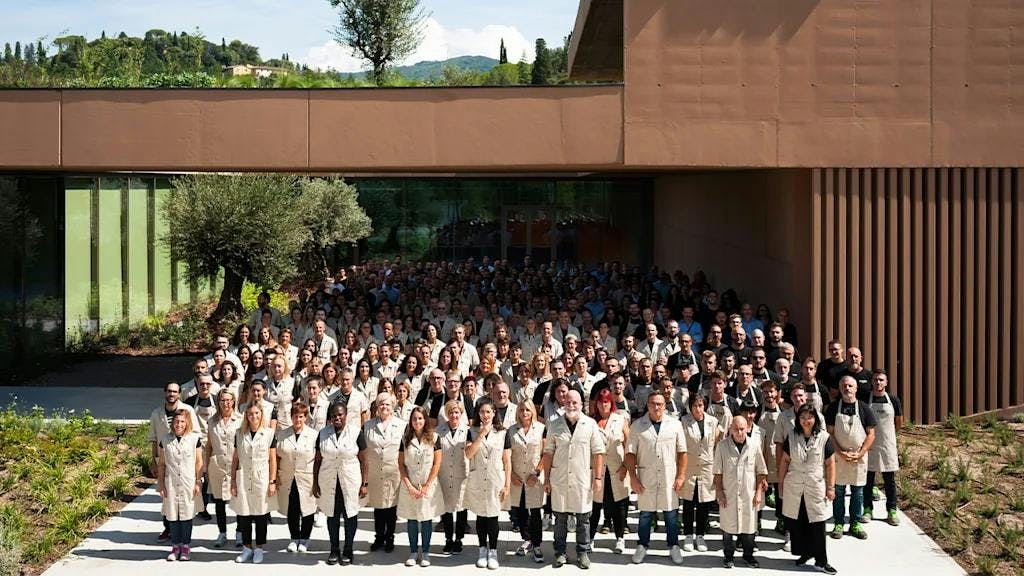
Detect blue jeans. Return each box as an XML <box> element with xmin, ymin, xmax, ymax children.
<box><xmin>168</xmin><ymin>519</ymin><xmax>193</xmax><ymax>545</ymax></box>
<box><xmin>407</xmin><ymin>519</ymin><xmax>433</xmax><ymax>552</ymax></box>
<box><xmin>638</xmin><ymin>509</ymin><xmax>679</xmax><ymax>547</ymax></box>
<box><xmin>833</xmin><ymin>485</ymin><xmax>864</xmax><ymax>525</ymax></box>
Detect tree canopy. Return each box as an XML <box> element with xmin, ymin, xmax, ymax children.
<box><xmin>328</xmin><ymin>0</ymin><xmax>426</xmax><ymax>86</ymax></box>
<box><xmin>162</xmin><ymin>174</ymin><xmax>371</xmax><ymax>320</ymax></box>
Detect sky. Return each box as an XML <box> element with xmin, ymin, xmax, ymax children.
<box><xmin>0</xmin><ymin>0</ymin><xmax>581</xmax><ymax>72</ymax></box>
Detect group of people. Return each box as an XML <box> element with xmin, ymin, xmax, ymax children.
<box><xmin>150</xmin><ymin>258</ymin><xmax>903</xmax><ymax>574</ymax></box>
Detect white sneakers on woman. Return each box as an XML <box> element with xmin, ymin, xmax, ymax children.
<box><xmin>476</xmin><ymin>547</ymin><xmax>488</xmax><ymax>568</ymax></box>
<box><xmin>487</xmin><ymin>549</ymin><xmax>499</xmax><ymax>570</ymax></box>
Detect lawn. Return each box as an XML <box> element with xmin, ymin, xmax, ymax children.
<box><xmin>897</xmin><ymin>412</ymin><xmax>1024</xmax><ymax>576</ymax></box>
<box><xmin>0</xmin><ymin>405</ymin><xmax>152</xmax><ymax>576</ymax></box>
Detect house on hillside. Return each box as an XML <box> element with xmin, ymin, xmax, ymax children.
<box><xmin>223</xmin><ymin>64</ymin><xmax>288</xmax><ymax>78</ymax></box>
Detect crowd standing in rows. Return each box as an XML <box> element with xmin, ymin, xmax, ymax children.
<box><xmin>151</xmin><ymin>258</ymin><xmax>904</xmax><ymax>574</ymax></box>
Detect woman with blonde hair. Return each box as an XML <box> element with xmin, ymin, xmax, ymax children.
<box><xmin>437</xmin><ymin>399</ymin><xmax>470</xmax><ymax>554</ymax></box>
<box><xmin>231</xmin><ymin>402</ymin><xmax>277</xmax><ymax>564</ymax></box>
<box><xmin>364</xmin><ymin>392</ymin><xmax>405</xmax><ymax>553</ymax></box>
<box><xmin>394</xmin><ymin>380</ymin><xmax>416</xmax><ymax>422</ymax></box>
<box><xmin>158</xmin><ymin>409</ymin><xmax>203</xmax><ymax>561</ymax></box>
<box><xmin>398</xmin><ymin>406</ymin><xmax>445</xmax><ymax>566</ymax></box>
<box><xmin>509</xmin><ymin>399</ymin><xmax>546</xmax><ymax>562</ymax></box>
<box><xmin>205</xmin><ymin>389</ymin><xmax>243</xmax><ymax>548</ymax></box>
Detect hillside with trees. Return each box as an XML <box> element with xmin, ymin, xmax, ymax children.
<box><xmin>0</xmin><ymin>28</ymin><xmax>574</xmax><ymax>88</ymax></box>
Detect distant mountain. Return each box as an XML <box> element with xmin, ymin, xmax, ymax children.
<box><xmin>350</xmin><ymin>55</ymin><xmax>499</xmax><ymax>81</ymax></box>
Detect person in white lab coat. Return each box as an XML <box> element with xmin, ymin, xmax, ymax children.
<box><xmin>157</xmin><ymin>410</ymin><xmax>203</xmax><ymax>561</ymax></box>
<box><xmin>230</xmin><ymin>402</ymin><xmax>278</xmax><ymax>564</ymax></box>
<box><xmin>397</xmin><ymin>407</ymin><xmax>444</xmax><ymax>567</ymax></box>
<box><xmin>276</xmin><ymin>402</ymin><xmax>319</xmax><ymax>553</ymax></box>
<box><xmin>313</xmin><ymin>402</ymin><xmax>368</xmax><ymax>566</ymax></box>
<box><xmin>714</xmin><ymin>416</ymin><xmax>768</xmax><ymax>568</ymax></box>
<box><xmin>463</xmin><ymin>398</ymin><xmax>512</xmax><ymax>570</ymax></box>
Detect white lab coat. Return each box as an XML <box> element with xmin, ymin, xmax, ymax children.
<box><xmin>316</xmin><ymin>425</ymin><xmax>364</xmax><ymax>519</ymax></box>
<box><xmin>508</xmin><ymin>421</ymin><xmax>546</xmax><ymax>509</ymax></box>
<box><xmin>397</xmin><ymin>436</ymin><xmax>444</xmax><ymax>521</ymax></box>
<box><xmin>160</xmin><ymin>432</ymin><xmax>203</xmax><ymax>521</ymax></box>
<box><xmin>627</xmin><ymin>414</ymin><xmax>686</xmax><ymax>512</ymax></box>
<box><xmin>545</xmin><ymin>415</ymin><xmax>607</xmax><ymax>514</ymax></box>
<box><xmin>275</xmin><ymin>425</ymin><xmax>318</xmax><ymax>516</ymax></box>
<box><xmin>230</xmin><ymin>427</ymin><xmax>276</xmax><ymax>516</ymax></box>
<box><xmin>436</xmin><ymin>423</ymin><xmax>469</xmax><ymax>513</ymax></box>
<box><xmin>714</xmin><ymin>437</ymin><xmax>767</xmax><ymax>535</ymax></box>
<box><xmin>363</xmin><ymin>416</ymin><xmax>404</xmax><ymax>508</ymax></box>
<box><xmin>679</xmin><ymin>413</ymin><xmax>720</xmax><ymax>503</ymax></box>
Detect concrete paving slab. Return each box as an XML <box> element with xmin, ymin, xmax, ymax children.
<box><xmin>43</xmin><ymin>486</ymin><xmax>965</xmax><ymax>576</ymax></box>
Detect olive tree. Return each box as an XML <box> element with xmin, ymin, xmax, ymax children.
<box><xmin>328</xmin><ymin>0</ymin><xmax>426</xmax><ymax>85</ymax></box>
<box><xmin>163</xmin><ymin>174</ymin><xmax>371</xmax><ymax>321</ymax></box>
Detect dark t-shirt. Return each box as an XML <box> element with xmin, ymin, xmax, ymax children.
<box><xmin>316</xmin><ymin>428</ymin><xmax>367</xmax><ymax>452</ymax></box>
<box><xmin>782</xmin><ymin>435</ymin><xmax>835</xmax><ymax>460</ymax></box>
<box><xmin>837</xmin><ymin>367</ymin><xmax>873</xmax><ymax>402</ymax></box>
<box><xmin>869</xmin><ymin>393</ymin><xmax>903</xmax><ymax>417</ymax></box>
<box><xmin>466</xmin><ymin>428</ymin><xmax>513</xmax><ymax>449</ymax></box>
<box><xmin>821</xmin><ymin>359</ymin><xmax>849</xmax><ymax>391</ymax></box>
<box><xmin>823</xmin><ymin>400</ymin><xmax>878</xmax><ymax>429</ymax></box>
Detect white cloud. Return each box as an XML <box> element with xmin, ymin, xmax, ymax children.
<box><xmin>299</xmin><ymin>17</ymin><xmax>532</xmax><ymax>73</ymax></box>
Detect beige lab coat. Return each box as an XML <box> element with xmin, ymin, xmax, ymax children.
<box><xmin>276</xmin><ymin>425</ymin><xmax>318</xmax><ymax>516</ymax></box>
<box><xmin>595</xmin><ymin>412</ymin><xmax>630</xmax><ymax>503</ymax></box>
<box><xmin>206</xmin><ymin>412</ymin><xmax>243</xmax><ymax>500</ymax></box>
<box><xmin>230</xmin><ymin>427</ymin><xmax>276</xmax><ymax>516</ymax></box>
<box><xmin>714</xmin><ymin>437</ymin><xmax>767</xmax><ymax>535</ymax></box>
<box><xmin>781</xmin><ymin>430</ymin><xmax>832</xmax><ymax>523</ymax></box>
<box><xmin>545</xmin><ymin>415</ymin><xmax>607</xmax><ymax>514</ymax></box>
<box><xmin>627</xmin><ymin>414</ymin><xmax>686</xmax><ymax>512</ymax></box>
<box><xmin>397</xmin><ymin>436</ymin><xmax>444</xmax><ymax>521</ymax></box>
<box><xmin>679</xmin><ymin>413</ymin><xmax>720</xmax><ymax>503</ymax></box>
<box><xmin>463</xmin><ymin>428</ymin><xmax>510</xmax><ymax>517</ymax></box>
<box><xmin>161</xmin><ymin>432</ymin><xmax>203</xmax><ymax>521</ymax></box>
<box><xmin>363</xmin><ymin>416</ymin><xmax>404</xmax><ymax>508</ymax></box>
<box><xmin>316</xmin><ymin>424</ymin><xmax>364</xmax><ymax>518</ymax></box>
<box><xmin>508</xmin><ymin>421</ymin><xmax>546</xmax><ymax>509</ymax></box>
<box><xmin>436</xmin><ymin>422</ymin><xmax>469</xmax><ymax>513</ymax></box>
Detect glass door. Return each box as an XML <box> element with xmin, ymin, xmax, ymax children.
<box><xmin>502</xmin><ymin>206</ymin><xmax>555</xmax><ymax>264</ymax></box>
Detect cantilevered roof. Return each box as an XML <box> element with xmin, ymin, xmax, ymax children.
<box><xmin>568</xmin><ymin>0</ymin><xmax>623</xmax><ymax>82</ymax></box>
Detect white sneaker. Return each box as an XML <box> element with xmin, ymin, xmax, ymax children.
<box><xmin>252</xmin><ymin>548</ymin><xmax>264</xmax><ymax>564</ymax></box>
<box><xmin>487</xmin><ymin>549</ymin><xmax>499</xmax><ymax>570</ymax></box>
<box><xmin>477</xmin><ymin>547</ymin><xmax>488</xmax><ymax>568</ymax></box>
<box><xmin>315</xmin><ymin>511</ymin><xmax>326</xmax><ymax>528</ymax></box>
<box><xmin>234</xmin><ymin>531</ymin><xmax>243</xmax><ymax>547</ymax></box>
<box><xmin>632</xmin><ymin>544</ymin><xmax>647</xmax><ymax>564</ymax></box>
<box><xmin>213</xmin><ymin>532</ymin><xmax>227</xmax><ymax>548</ymax></box>
<box><xmin>695</xmin><ymin>536</ymin><xmax>708</xmax><ymax>552</ymax></box>
<box><xmin>670</xmin><ymin>545</ymin><xmax>684</xmax><ymax>565</ymax></box>
<box><xmin>297</xmin><ymin>539</ymin><xmax>308</xmax><ymax>553</ymax></box>
<box><xmin>406</xmin><ymin>552</ymin><xmax>418</xmax><ymax>566</ymax></box>
<box><xmin>287</xmin><ymin>540</ymin><xmax>299</xmax><ymax>553</ymax></box>
<box><xmin>614</xmin><ymin>538</ymin><xmax>626</xmax><ymax>554</ymax></box>
<box><xmin>783</xmin><ymin>534</ymin><xmax>791</xmax><ymax>552</ymax></box>
<box><xmin>683</xmin><ymin>535</ymin><xmax>694</xmax><ymax>552</ymax></box>
<box><xmin>235</xmin><ymin>548</ymin><xmax>253</xmax><ymax>563</ymax></box>
<box><xmin>516</xmin><ymin>540</ymin><xmax>533</xmax><ymax>556</ymax></box>
<box><xmin>420</xmin><ymin>556</ymin><xmax>431</xmax><ymax>567</ymax></box>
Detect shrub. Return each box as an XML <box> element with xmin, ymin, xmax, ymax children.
<box><xmin>945</xmin><ymin>413</ymin><xmax>974</xmax><ymax>443</ymax></box>
<box><xmin>0</xmin><ymin>524</ymin><xmax>21</xmax><ymax>576</ymax></box>
<box><xmin>50</xmin><ymin>505</ymin><xmax>86</xmax><ymax>544</ymax></box>
<box><xmin>88</xmin><ymin>452</ymin><xmax>115</xmax><ymax>478</ymax></box>
<box><xmin>69</xmin><ymin>474</ymin><xmax>95</xmax><ymax>502</ymax></box>
<box><xmin>975</xmin><ymin>555</ymin><xmax>997</xmax><ymax>576</ymax></box>
<box><xmin>105</xmin><ymin>475</ymin><xmax>131</xmax><ymax>501</ymax></box>
<box><xmin>20</xmin><ymin>535</ymin><xmax>53</xmax><ymax>563</ymax></box>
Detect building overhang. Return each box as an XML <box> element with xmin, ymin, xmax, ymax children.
<box><xmin>568</xmin><ymin>0</ymin><xmax>623</xmax><ymax>82</ymax></box>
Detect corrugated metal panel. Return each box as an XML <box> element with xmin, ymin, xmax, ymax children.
<box><xmin>811</xmin><ymin>168</ymin><xmax>1024</xmax><ymax>423</ymax></box>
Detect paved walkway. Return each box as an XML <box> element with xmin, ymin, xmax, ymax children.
<box><xmin>42</xmin><ymin>488</ymin><xmax>963</xmax><ymax>576</ymax></box>
<box><xmin>8</xmin><ymin>383</ymin><xmax>964</xmax><ymax>576</ymax></box>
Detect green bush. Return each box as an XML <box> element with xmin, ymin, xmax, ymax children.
<box><xmin>0</xmin><ymin>524</ymin><xmax>21</xmax><ymax>576</ymax></box>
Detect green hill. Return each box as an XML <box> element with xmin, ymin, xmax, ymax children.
<box><xmin>352</xmin><ymin>55</ymin><xmax>499</xmax><ymax>81</ymax></box>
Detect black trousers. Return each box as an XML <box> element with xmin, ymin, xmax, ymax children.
<box><xmin>786</xmin><ymin>498</ymin><xmax>828</xmax><ymax>565</ymax></box>
<box><xmin>237</xmin><ymin>514</ymin><xmax>268</xmax><ymax>547</ymax></box>
<box><xmin>682</xmin><ymin>481</ymin><xmax>710</xmax><ymax>536</ymax></box>
<box><xmin>287</xmin><ymin>479</ymin><xmax>315</xmax><ymax>540</ymax></box>
<box><xmin>326</xmin><ymin>479</ymin><xmax>359</xmax><ymax>555</ymax></box>
<box><xmin>212</xmin><ymin>498</ymin><xmax>229</xmax><ymax>533</ymax></box>
<box><xmin>373</xmin><ymin>506</ymin><xmax>397</xmax><ymax>544</ymax></box>
<box><xmin>723</xmin><ymin>533</ymin><xmax>756</xmax><ymax>561</ymax></box>
<box><xmin>865</xmin><ymin>471</ymin><xmax>898</xmax><ymax>512</ymax></box>
<box><xmin>441</xmin><ymin>510</ymin><xmax>469</xmax><ymax>542</ymax></box>
<box><xmin>477</xmin><ymin>516</ymin><xmax>500</xmax><ymax>549</ymax></box>
<box><xmin>589</xmin><ymin>469</ymin><xmax>627</xmax><ymax>539</ymax></box>
<box><xmin>515</xmin><ymin>489</ymin><xmax>543</xmax><ymax>546</ymax></box>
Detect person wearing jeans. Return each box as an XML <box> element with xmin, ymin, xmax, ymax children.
<box><xmin>542</xmin><ymin>390</ymin><xmax>606</xmax><ymax>570</ymax></box>
<box><xmin>825</xmin><ymin>377</ymin><xmax>877</xmax><ymax>540</ymax></box>
<box><xmin>864</xmin><ymin>370</ymin><xmax>902</xmax><ymax>526</ymax></box>
<box><xmin>626</xmin><ymin>391</ymin><xmax>687</xmax><ymax>565</ymax></box>
<box><xmin>397</xmin><ymin>407</ymin><xmax>444</xmax><ymax>567</ymax></box>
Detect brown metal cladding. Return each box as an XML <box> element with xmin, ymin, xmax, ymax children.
<box><xmin>0</xmin><ymin>90</ymin><xmax>60</xmax><ymax>168</ymax></box>
<box><xmin>811</xmin><ymin>168</ymin><xmax>1024</xmax><ymax>424</ymax></box>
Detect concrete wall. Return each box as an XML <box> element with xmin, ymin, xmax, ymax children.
<box><xmin>623</xmin><ymin>0</ymin><xmax>1024</xmax><ymax>168</ymax></box>
<box><xmin>652</xmin><ymin>170</ymin><xmax>813</xmax><ymax>347</ymax></box>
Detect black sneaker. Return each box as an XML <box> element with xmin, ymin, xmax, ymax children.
<box><xmin>341</xmin><ymin>552</ymin><xmax>353</xmax><ymax>565</ymax></box>
<box><xmin>453</xmin><ymin>540</ymin><xmax>464</xmax><ymax>554</ymax></box>
<box><xmin>327</xmin><ymin>551</ymin><xmax>340</xmax><ymax>565</ymax></box>
<box><xmin>723</xmin><ymin>559</ymin><xmax>734</xmax><ymax>569</ymax></box>
<box><xmin>443</xmin><ymin>540</ymin><xmax>454</xmax><ymax>555</ymax></box>
<box><xmin>198</xmin><ymin>510</ymin><xmax>212</xmax><ymax>521</ymax></box>
<box><xmin>816</xmin><ymin>563</ymin><xmax>838</xmax><ymax>575</ymax></box>
<box><xmin>157</xmin><ymin>529</ymin><xmax>171</xmax><ymax>543</ymax></box>
<box><xmin>384</xmin><ymin>540</ymin><xmax>395</xmax><ymax>553</ymax></box>
<box><xmin>743</xmin><ymin>557</ymin><xmax>760</xmax><ymax>569</ymax></box>
<box><xmin>796</xmin><ymin>555</ymin><xmax>813</xmax><ymax>566</ymax></box>
<box><xmin>370</xmin><ymin>540</ymin><xmax>383</xmax><ymax>552</ymax></box>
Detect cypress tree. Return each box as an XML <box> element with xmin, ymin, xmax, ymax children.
<box><xmin>531</xmin><ymin>39</ymin><xmax>551</xmax><ymax>85</ymax></box>
<box><xmin>14</xmin><ymin>41</ymin><xmax>21</xmax><ymax>62</ymax></box>
<box><xmin>499</xmin><ymin>38</ymin><xmax>508</xmax><ymax>64</ymax></box>
<box><xmin>24</xmin><ymin>42</ymin><xmax>35</xmax><ymax>66</ymax></box>
<box><xmin>517</xmin><ymin>58</ymin><xmax>530</xmax><ymax>84</ymax></box>
<box><xmin>36</xmin><ymin>41</ymin><xmax>47</xmax><ymax>62</ymax></box>
<box><xmin>3</xmin><ymin>43</ymin><xmax>11</xmax><ymax>64</ymax></box>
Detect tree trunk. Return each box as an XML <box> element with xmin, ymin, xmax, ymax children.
<box><xmin>210</xmin><ymin>267</ymin><xmax>244</xmax><ymax>322</ymax></box>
